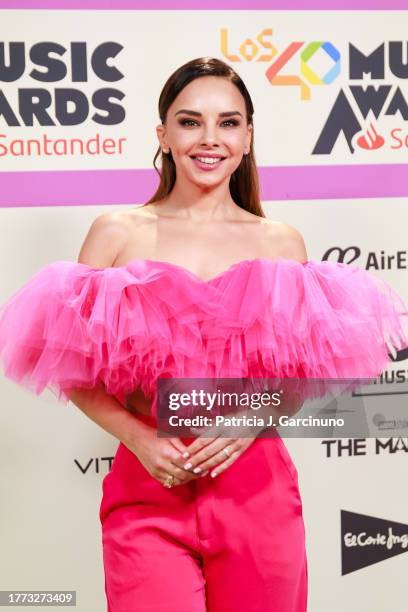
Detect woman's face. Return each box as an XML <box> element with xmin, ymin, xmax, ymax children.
<box><xmin>156</xmin><ymin>76</ymin><xmax>253</xmax><ymax>189</ymax></box>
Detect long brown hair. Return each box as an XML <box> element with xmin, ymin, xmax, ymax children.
<box><xmin>146</xmin><ymin>57</ymin><xmax>265</xmax><ymax>218</ymax></box>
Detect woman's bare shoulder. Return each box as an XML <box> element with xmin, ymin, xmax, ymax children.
<box><xmin>77</xmin><ymin>211</ymin><xmax>131</xmax><ymax>268</ymax></box>
<box><xmin>123</xmin><ymin>203</ymin><xmax>161</xmax><ymax>228</ymax></box>
<box><xmin>261</xmin><ymin>219</ymin><xmax>308</xmax><ymax>263</ymax></box>
<box><xmin>90</xmin><ymin>204</ymin><xmax>157</xmax><ymax>236</ymax></box>
<box><xmin>77</xmin><ymin>205</ymin><xmax>160</xmax><ymax>268</ymax></box>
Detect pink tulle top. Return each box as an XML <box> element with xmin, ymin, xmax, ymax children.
<box><xmin>0</xmin><ymin>256</ymin><xmax>407</xmax><ymax>417</ymax></box>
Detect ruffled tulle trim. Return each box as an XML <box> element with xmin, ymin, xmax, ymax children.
<box><xmin>0</xmin><ymin>256</ymin><xmax>406</xmax><ymax>409</ymax></box>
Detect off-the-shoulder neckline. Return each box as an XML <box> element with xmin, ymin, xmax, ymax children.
<box><xmin>88</xmin><ymin>255</ymin><xmax>310</xmax><ymax>284</ymax></box>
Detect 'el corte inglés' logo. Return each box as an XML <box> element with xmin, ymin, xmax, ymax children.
<box><xmin>341</xmin><ymin>510</ymin><xmax>408</xmax><ymax>575</ymax></box>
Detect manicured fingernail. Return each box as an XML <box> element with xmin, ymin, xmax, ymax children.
<box><xmin>211</xmin><ymin>471</ymin><xmax>218</xmax><ymax>478</ymax></box>
<box><xmin>184</xmin><ymin>462</ymin><xmax>192</xmax><ymax>470</ymax></box>
<box><xmin>193</xmin><ymin>467</ymin><xmax>201</xmax><ymax>474</ymax></box>
<box><xmin>182</xmin><ymin>451</ymin><xmax>189</xmax><ymax>458</ymax></box>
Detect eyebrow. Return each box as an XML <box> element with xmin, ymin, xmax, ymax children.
<box><xmin>174</xmin><ymin>109</ymin><xmax>243</xmax><ymax>118</ymax></box>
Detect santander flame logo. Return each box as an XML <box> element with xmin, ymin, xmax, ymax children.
<box><xmin>356</xmin><ymin>121</ymin><xmax>385</xmax><ymax>150</ymax></box>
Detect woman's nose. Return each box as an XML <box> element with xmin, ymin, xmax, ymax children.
<box><xmin>199</xmin><ymin>124</ymin><xmax>219</xmax><ymax>145</ymax></box>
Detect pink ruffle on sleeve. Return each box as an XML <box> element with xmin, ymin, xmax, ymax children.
<box><xmin>0</xmin><ymin>260</ymin><xmax>204</xmax><ymax>405</ymax></box>
<box><xmin>203</xmin><ymin>258</ymin><xmax>408</xmax><ymax>401</ymax></box>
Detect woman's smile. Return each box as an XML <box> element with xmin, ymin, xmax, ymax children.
<box><xmin>190</xmin><ymin>155</ymin><xmax>226</xmax><ymax>171</ymax></box>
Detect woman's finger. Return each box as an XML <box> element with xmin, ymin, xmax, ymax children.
<box><xmin>158</xmin><ymin>463</ymin><xmax>208</xmax><ymax>487</ymax></box>
<box><xmin>159</xmin><ymin>472</ymin><xmax>183</xmax><ymax>487</ymax></box>
<box><xmin>168</xmin><ymin>436</ymin><xmax>189</xmax><ymax>455</ymax></box>
<box><xmin>183</xmin><ymin>426</ymin><xmax>233</xmax><ymax>458</ymax></box>
<box><xmin>208</xmin><ymin>448</ymin><xmax>241</xmax><ymax>478</ymax></box>
<box><xmin>168</xmin><ymin>462</ymin><xmax>199</xmax><ymax>482</ymax></box>
<box><xmin>183</xmin><ymin>439</ymin><xmax>240</xmax><ymax>473</ymax></box>
<box><xmin>165</xmin><ymin>444</ymin><xmax>201</xmax><ymax>473</ymax></box>
<box><xmin>190</xmin><ymin>444</ymin><xmax>240</xmax><ymax>475</ymax></box>
<box><xmin>208</xmin><ymin>439</ymin><xmax>257</xmax><ymax>477</ymax></box>
<box><xmin>158</xmin><ymin>449</ymin><xmax>208</xmax><ymax>483</ymax></box>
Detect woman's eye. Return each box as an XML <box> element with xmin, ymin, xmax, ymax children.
<box><xmin>180</xmin><ymin>119</ymin><xmax>198</xmax><ymax>127</ymax></box>
<box><xmin>179</xmin><ymin>119</ymin><xmax>239</xmax><ymax>127</ymax></box>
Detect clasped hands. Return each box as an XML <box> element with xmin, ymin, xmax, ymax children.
<box><xmin>131</xmin><ymin>390</ymin><xmax>304</xmax><ymax>488</ymax></box>
<box><xmin>166</xmin><ymin>388</ymin><xmax>304</xmax><ymax>485</ymax></box>
<box><xmin>162</xmin><ymin>402</ymin><xmax>282</xmax><ymax>485</ymax></box>
<box><xmin>179</xmin><ymin>411</ymin><xmax>264</xmax><ymax>480</ymax></box>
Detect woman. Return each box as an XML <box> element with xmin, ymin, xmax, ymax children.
<box><xmin>0</xmin><ymin>57</ymin><xmax>407</xmax><ymax>612</ymax></box>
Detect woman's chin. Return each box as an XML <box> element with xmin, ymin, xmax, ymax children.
<box><xmin>186</xmin><ymin>170</ymin><xmax>230</xmax><ymax>187</ymax></box>
<box><xmin>193</xmin><ymin>177</ymin><xmax>227</xmax><ymax>190</ymax></box>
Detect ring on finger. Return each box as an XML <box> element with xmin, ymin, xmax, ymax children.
<box><xmin>222</xmin><ymin>446</ymin><xmax>231</xmax><ymax>458</ymax></box>
<box><xmin>163</xmin><ymin>474</ymin><xmax>175</xmax><ymax>488</ymax></box>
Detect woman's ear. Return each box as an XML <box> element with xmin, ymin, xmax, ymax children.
<box><xmin>245</xmin><ymin>123</ymin><xmax>253</xmax><ymax>152</ymax></box>
<box><xmin>156</xmin><ymin>123</ymin><xmax>168</xmax><ymax>151</ymax></box>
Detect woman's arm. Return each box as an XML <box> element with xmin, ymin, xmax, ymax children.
<box><xmin>67</xmin><ymin>212</ymin><xmax>200</xmax><ymax>485</ymax></box>
<box><xmin>67</xmin><ymin>211</ymin><xmax>152</xmax><ymax>446</ymax></box>
<box><xmin>67</xmin><ymin>383</ymin><xmax>152</xmax><ymax>449</ymax></box>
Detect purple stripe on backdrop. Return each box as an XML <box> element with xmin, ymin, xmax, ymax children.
<box><xmin>0</xmin><ymin>0</ymin><xmax>407</xmax><ymax>9</ymax></box>
<box><xmin>0</xmin><ymin>164</ymin><xmax>406</xmax><ymax>207</ymax></box>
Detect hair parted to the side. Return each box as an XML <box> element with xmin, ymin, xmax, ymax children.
<box><xmin>146</xmin><ymin>56</ymin><xmax>265</xmax><ymax>218</ymax></box>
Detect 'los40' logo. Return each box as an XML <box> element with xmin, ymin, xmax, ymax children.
<box><xmin>220</xmin><ymin>28</ymin><xmax>340</xmax><ymax>101</ymax></box>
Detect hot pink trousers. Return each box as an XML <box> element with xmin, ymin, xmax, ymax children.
<box><xmin>99</xmin><ymin>434</ymin><xmax>308</xmax><ymax>612</ymax></box>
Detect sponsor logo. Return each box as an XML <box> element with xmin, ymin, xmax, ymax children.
<box><xmin>342</xmin><ymin>510</ymin><xmax>408</xmax><ymax>574</ymax></box>
<box><xmin>221</xmin><ymin>29</ymin><xmax>408</xmax><ymax>155</ymax></box>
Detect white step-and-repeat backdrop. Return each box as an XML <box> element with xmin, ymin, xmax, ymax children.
<box><xmin>0</xmin><ymin>2</ymin><xmax>407</xmax><ymax>611</ymax></box>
